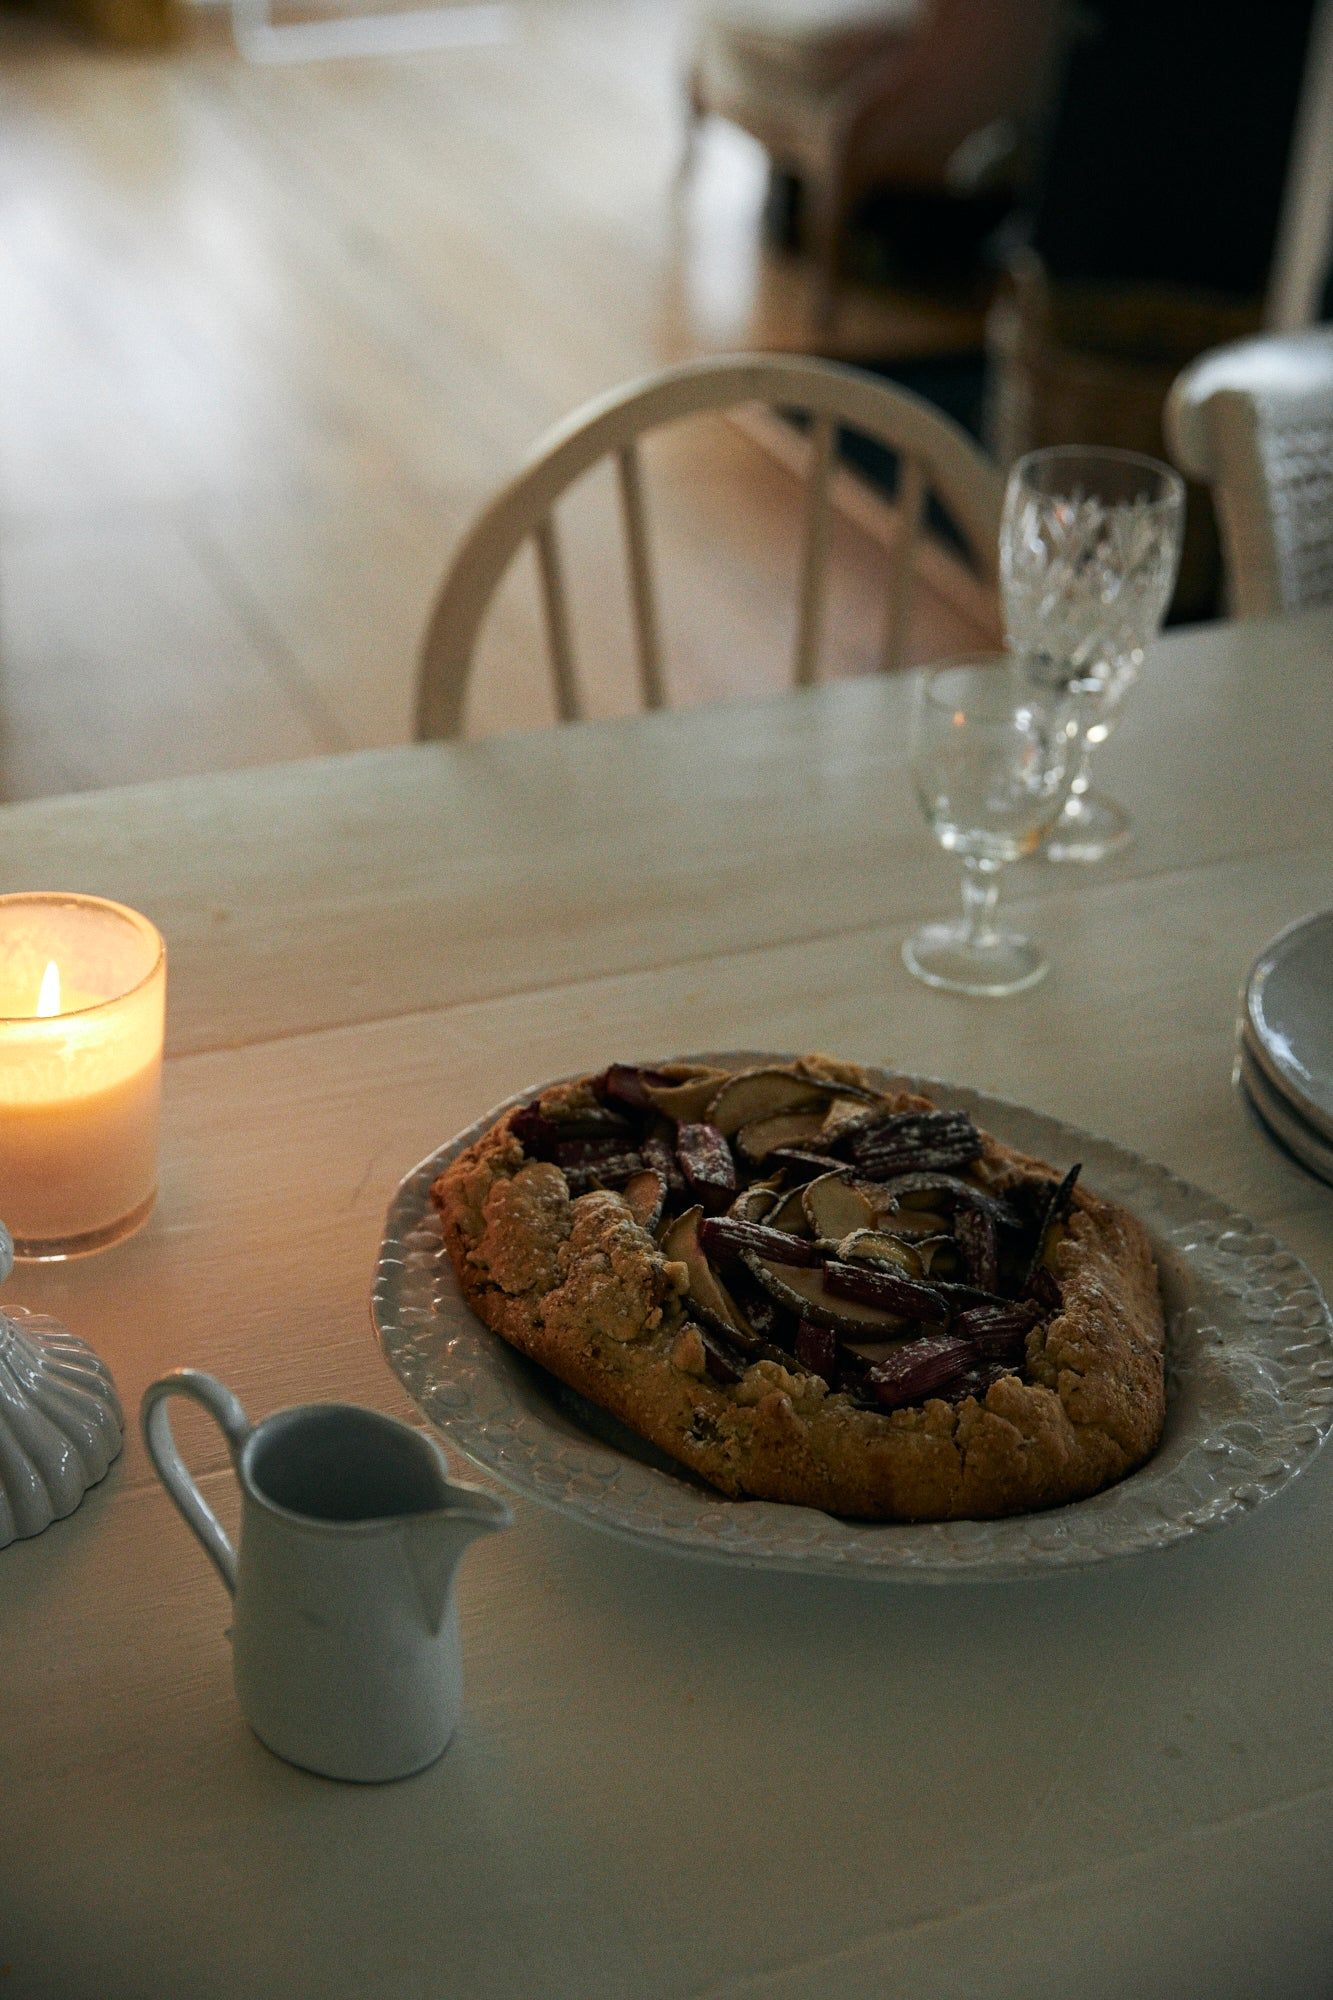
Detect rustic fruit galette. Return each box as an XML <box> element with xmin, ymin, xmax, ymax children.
<box><xmin>432</xmin><ymin>1056</ymin><xmax>1166</xmax><ymax>1521</ymax></box>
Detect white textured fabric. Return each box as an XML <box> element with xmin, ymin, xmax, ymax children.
<box><xmin>1167</xmin><ymin>328</ymin><xmax>1333</xmax><ymax>619</ymax></box>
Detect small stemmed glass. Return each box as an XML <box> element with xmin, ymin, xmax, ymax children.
<box><xmin>1000</xmin><ymin>446</ymin><xmax>1185</xmax><ymax>863</ymax></box>
<box><xmin>903</xmin><ymin>659</ymin><xmax>1079</xmax><ymax>997</ymax></box>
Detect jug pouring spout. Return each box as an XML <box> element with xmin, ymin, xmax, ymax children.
<box><xmin>400</xmin><ymin>1482</ymin><xmax>512</xmax><ymax>1634</ymax></box>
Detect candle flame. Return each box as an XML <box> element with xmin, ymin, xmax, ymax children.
<box><xmin>36</xmin><ymin>960</ymin><xmax>61</xmax><ymax>1018</ymax></box>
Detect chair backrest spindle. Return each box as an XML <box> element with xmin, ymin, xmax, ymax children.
<box><xmin>616</xmin><ymin>444</ymin><xmax>667</xmax><ymax>711</ymax></box>
<box><xmin>793</xmin><ymin>416</ymin><xmax>835</xmax><ymax>687</ymax></box>
<box><xmin>534</xmin><ymin>516</ymin><xmax>581</xmax><ymax>723</ymax></box>
<box><xmin>880</xmin><ymin>454</ymin><xmax>927</xmax><ymax>674</ymax></box>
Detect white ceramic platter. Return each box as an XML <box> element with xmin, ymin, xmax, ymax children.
<box><xmin>1235</xmin><ymin>1037</ymin><xmax>1333</xmax><ymax>1187</ymax></box>
<box><xmin>373</xmin><ymin>1057</ymin><xmax>1333</xmax><ymax>1583</ymax></box>
<box><xmin>1244</xmin><ymin>909</ymin><xmax>1333</xmax><ymax>1142</ymax></box>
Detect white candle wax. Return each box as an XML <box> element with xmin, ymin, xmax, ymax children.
<box><xmin>0</xmin><ymin>896</ymin><xmax>166</xmax><ymax>1258</ymax></box>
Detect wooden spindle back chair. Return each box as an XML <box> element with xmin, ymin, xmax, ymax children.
<box><xmin>415</xmin><ymin>353</ymin><xmax>1003</xmax><ymax>740</ymax></box>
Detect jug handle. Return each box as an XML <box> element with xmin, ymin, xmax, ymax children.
<box><xmin>141</xmin><ymin>1370</ymin><xmax>252</xmax><ymax>1596</ymax></box>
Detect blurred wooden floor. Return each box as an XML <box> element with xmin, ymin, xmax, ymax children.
<box><xmin>0</xmin><ymin>0</ymin><xmax>994</xmax><ymax>802</ymax></box>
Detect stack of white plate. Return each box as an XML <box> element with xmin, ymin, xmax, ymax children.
<box><xmin>1237</xmin><ymin>910</ymin><xmax>1333</xmax><ymax>1186</ymax></box>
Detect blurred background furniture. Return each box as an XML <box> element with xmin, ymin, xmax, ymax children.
<box><xmin>1266</xmin><ymin>0</ymin><xmax>1333</xmax><ymax>331</ymax></box>
<box><xmin>21</xmin><ymin>0</ymin><xmax>179</xmax><ymax>43</ymax></box>
<box><xmin>1166</xmin><ymin>328</ymin><xmax>1333</xmax><ymax>619</ymax></box>
<box><xmin>415</xmin><ymin>352</ymin><xmax>1003</xmax><ymax>739</ymax></box>
<box><xmin>982</xmin><ymin>0</ymin><xmax>1328</xmax><ymax>622</ymax></box>
<box><xmin>229</xmin><ymin>0</ymin><xmax>507</xmax><ymax>66</ymax></box>
<box><xmin>685</xmin><ymin>0</ymin><xmax>1064</xmax><ymax>328</ymax></box>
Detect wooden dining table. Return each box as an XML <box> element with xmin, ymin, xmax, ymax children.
<box><xmin>2</xmin><ymin>603</ymin><xmax>1331</xmax><ymax>1999</ymax></box>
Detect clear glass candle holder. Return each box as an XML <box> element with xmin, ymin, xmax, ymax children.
<box><xmin>0</xmin><ymin>895</ymin><xmax>167</xmax><ymax>1260</ymax></box>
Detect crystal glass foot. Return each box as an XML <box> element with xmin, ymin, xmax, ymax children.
<box><xmin>903</xmin><ymin>917</ymin><xmax>1047</xmax><ymax>997</ymax></box>
<box><xmin>1045</xmin><ymin>787</ymin><xmax>1132</xmax><ymax>864</ymax></box>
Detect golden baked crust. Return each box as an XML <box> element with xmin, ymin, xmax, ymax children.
<box><xmin>432</xmin><ymin>1058</ymin><xmax>1166</xmax><ymax>1521</ymax></box>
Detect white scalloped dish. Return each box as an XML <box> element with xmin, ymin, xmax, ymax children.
<box><xmin>372</xmin><ymin>1058</ymin><xmax>1333</xmax><ymax>1582</ymax></box>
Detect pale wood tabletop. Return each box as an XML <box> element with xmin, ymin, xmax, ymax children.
<box><xmin>2</xmin><ymin>606</ymin><xmax>1331</xmax><ymax>2000</ymax></box>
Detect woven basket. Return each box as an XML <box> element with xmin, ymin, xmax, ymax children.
<box><xmin>985</xmin><ymin>254</ymin><xmax>1263</xmax><ymax>619</ymax></box>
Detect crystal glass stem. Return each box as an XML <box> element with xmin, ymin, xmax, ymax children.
<box><xmin>960</xmin><ymin>858</ymin><xmax>1002</xmax><ymax>944</ymax></box>
<box><xmin>1067</xmin><ymin>730</ymin><xmax>1095</xmax><ymax>802</ymax></box>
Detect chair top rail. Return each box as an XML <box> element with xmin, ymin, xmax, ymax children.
<box><xmin>418</xmin><ymin>352</ymin><xmax>1004</xmax><ymax>740</ymax></box>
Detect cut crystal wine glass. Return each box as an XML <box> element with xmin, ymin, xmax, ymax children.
<box><xmin>1000</xmin><ymin>446</ymin><xmax>1185</xmax><ymax>863</ymax></box>
<box><xmin>904</xmin><ymin>660</ymin><xmax>1078</xmax><ymax>997</ymax></box>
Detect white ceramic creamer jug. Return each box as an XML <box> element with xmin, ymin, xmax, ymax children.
<box><xmin>142</xmin><ymin>1369</ymin><xmax>510</xmax><ymax>1782</ymax></box>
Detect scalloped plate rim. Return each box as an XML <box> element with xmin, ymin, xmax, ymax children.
<box><xmin>372</xmin><ymin>1055</ymin><xmax>1333</xmax><ymax>1583</ymax></box>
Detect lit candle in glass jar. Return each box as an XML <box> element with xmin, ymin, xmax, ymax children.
<box><xmin>0</xmin><ymin>895</ymin><xmax>166</xmax><ymax>1259</ymax></box>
